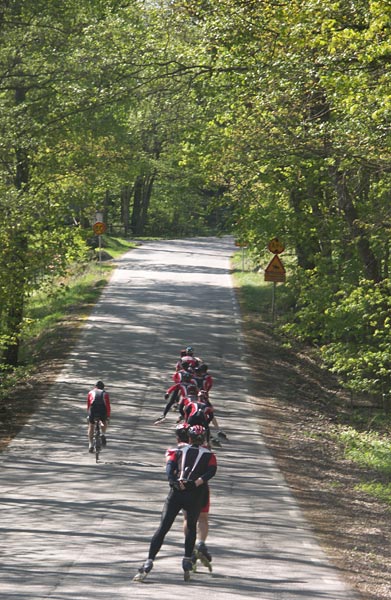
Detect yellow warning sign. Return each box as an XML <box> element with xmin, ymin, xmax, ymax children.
<box><xmin>267</xmin><ymin>237</ymin><xmax>285</xmax><ymax>254</ymax></box>
<box><xmin>264</xmin><ymin>255</ymin><xmax>286</xmax><ymax>282</ymax></box>
<box><xmin>93</xmin><ymin>221</ymin><xmax>106</xmax><ymax>235</ymax></box>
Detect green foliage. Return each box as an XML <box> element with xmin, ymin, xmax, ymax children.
<box><xmin>279</xmin><ymin>266</ymin><xmax>341</xmax><ymax>343</ymax></box>
<box><xmin>0</xmin><ymin>365</ymin><xmax>33</xmax><ymax>404</ymax></box>
<box><xmin>357</xmin><ymin>482</ymin><xmax>391</xmax><ymax>506</ymax></box>
<box><xmin>278</xmin><ymin>275</ymin><xmax>391</xmax><ymax>396</ymax></box>
<box><xmin>18</xmin><ymin>259</ymin><xmax>116</xmax><ymax>365</ymax></box>
<box><xmin>188</xmin><ymin>0</ymin><xmax>391</xmax><ymax>401</ymax></box>
<box><xmin>0</xmin><ymin>0</ymin><xmax>390</xmax><ymax>396</ymax></box>
<box><xmin>338</xmin><ymin>426</ymin><xmax>391</xmax><ymax>474</ymax></box>
<box><xmin>336</xmin><ymin>424</ymin><xmax>391</xmax><ymax>506</ymax></box>
<box><xmin>320</xmin><ymin>280</ymin><xmax>391</xmax><ymax>395</ymax></box>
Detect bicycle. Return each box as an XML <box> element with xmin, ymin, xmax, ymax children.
<box><xmin>93</xmin><ymin>419</ymin><xmax>103</xmax><ymax>463</ymax></box>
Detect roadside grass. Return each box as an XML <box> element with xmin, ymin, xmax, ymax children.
<box><xmin>9</xmin><ymin>236</ymin><xmax>136</xmax><ymax>382</ymax></box>
<box><xmin>231</xmin><ymin>251</ymin><xmax>273</xmax><ymax>318</ymax></box>
<box><xmin>20</xmin><ymin>262</ymin><xmax>109</xmax><ymax>360</ymax></box>
<box><xmin>337</xmin><ymin>426</ymin><xmax>391</xmax><ymax>506</ymax></box>
<box><xmin>232</xmin><ymin>250</ymin><xmax>391</xmax><ymax>508</ymax></box>
<box><xmin>99</xmin><ymin>235</ymin><xmax>137</xmax><ymax>258</ymax></box>
<box><xmin>338</xmin><ymin>427</ymin><xmax>391</xmax><ymax>474</ymax></box>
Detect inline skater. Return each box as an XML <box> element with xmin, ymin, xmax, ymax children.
<box><xmin>197</xmin><ymin>390</ymin><xmax>228</xmax><ymax>446</ymax></box>
<box><xmin>172</xmin><ymin>360</ymin><xmax>191</xmax><ymax>383</ymax></box>
<box><xmin>180</xmin><ymin>396</ymin><xmax>214</xmax><ymax>447</ymax></box>
<box><xmin>132</xmin><ymin>425</ymin><xmax>217</xmax><ymax>583</ymax></box>
<box><xmin>175</xmin><ymin>346</ymin><xmax>202</xmax><ymax>371</ymax></box>
<box><xmin>193</xmin><ymin>363</ymin><xmax>213</xmax><ymax>393</ymax></box>
<box><xmin>174</xmin><ymin>423</ymin><xmax>213</xmax><ymax>572</ymax></box>
<box><xmin>154</xmin><ymin>372</ymin><xmax>198</xmax><ymax>424</ymax></box>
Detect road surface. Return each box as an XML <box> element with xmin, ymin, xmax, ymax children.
<box><xmin>0</xmin><ymin>237</ymin><xmax>359</xmax><ymax>599</ymax></box>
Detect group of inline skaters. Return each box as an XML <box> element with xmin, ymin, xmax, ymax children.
<box><xmin>133</xmin><ymin>345</ymin><xmax>228</xmax><ymax>583</ymax></box>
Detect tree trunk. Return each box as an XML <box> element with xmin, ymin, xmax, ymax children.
<box><xmin>384</xmin><ymin>240</ymin><xmax>389</xmax><ymax>279</ymax></box>
<box><xmin>121</xmin><ymin>185</ymin><xmax>133</xmax><ymax>236</ymax></box>
<box><xmin>131</xmin><ymin>176</ymin><xmax>143</xmax><ymax>235</ymax></box>
<box><xmin>289</xmin><ymin>188</ymin><xmax>317</xmax><ymax>270</ymax></box>
<box><xmin>131</xmin><ymin>173</ymin><xmax>156</xmax><ymax>236</ymax></box>
<box><xmin>138</xmin><ymin>173</ymin><xmax>155</xmax><ymax>234</ymax></box>
<box><xmin>332</xmin><ymin>167</ymin><xmax>381</xmax><ymax>282</ymax></box>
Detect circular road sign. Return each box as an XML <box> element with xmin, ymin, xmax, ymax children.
<box><xmin>268</xmin><ymin>237</ymin><xmax>285</xmax><ymax>254</ymax></box>
<box><xmin>93</xmin><ymin>221</ymin><xmax>106</xmax><ymax>235</ymax></box>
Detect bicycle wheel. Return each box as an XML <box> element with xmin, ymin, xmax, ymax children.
<box><xmin>94</xmin><ymin>423</ymin><xmax>102</xmax><ymax>463</ymax></box>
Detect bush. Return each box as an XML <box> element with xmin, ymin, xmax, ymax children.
<box><xmin>321</xmin><ymin>279</ymin><xmax>391</xmax><ymax>397</ymax></box>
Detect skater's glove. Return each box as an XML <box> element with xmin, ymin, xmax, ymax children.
<box><xmin>169</xmin><ymin>481</ymin><xmax>181</xmax><ymax>490</ymax></box>
<box><xmin>217</xmin><ymin>430</ymin><xmax>228</xmax><ymax>441</ymax></box>
<box><xmin>164</xmin><ymin>393</ymin><xmax>169</xmax><ymax>400</ymax></box>
<box><xmin>184</xmin><ymin>480</ymin><xmax>196</xmax><ymax>491</ymax></box>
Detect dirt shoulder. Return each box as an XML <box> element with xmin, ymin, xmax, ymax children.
<box><xmin>1</xmin><ymin>300</ymin><xmax>390</xmax><ymax>599</ymax></box>
<box><xmin>241</xmin><ymin>314</ymin><xmax>391</xmax><ymax>600</ymax></box>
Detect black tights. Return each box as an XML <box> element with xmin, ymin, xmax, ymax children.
<box><xmin>148</xmin><ymin>486</ymin><xmax>206</xmax><ymax>560</ymax></box>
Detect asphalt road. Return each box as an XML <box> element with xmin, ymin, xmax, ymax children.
<box><xmin>0</xmin><ymin>237</ymin><xmax>359</xmax><ymax>599</ymax></box>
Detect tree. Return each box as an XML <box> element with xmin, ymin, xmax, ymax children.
<box><xmin>0</xmin><ymin>0</ymin><xmax>150</xmax><ymax>364</ymax></box>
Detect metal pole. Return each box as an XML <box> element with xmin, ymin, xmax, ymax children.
<box><xmin>272</xmin><ymin>281</ymin><xmax>277</xmax><ymax>325</ymax></box>
<box><xmin>98</xmin><ymin>235</ymin><xmax>102</xmax><ymax>265</ymax></box>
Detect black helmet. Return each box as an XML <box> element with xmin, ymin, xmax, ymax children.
<box><xmin>175</xmin><ymin>423</ymin><xmax>189</xmax><ymax>443</ymax></box>
<box><xmin>198</xmin><ymin>390</ymin><xmax>209</xmax><ymax>403</ymax></box>
<box><xmin>181</xmin><ymin>360</ymin><xmax>190</xmax><ymax>371</ymax></box>
<box><xmin>96</xmin><ymin>381</ymin><xmax>105</xmax><ymax>390</ymax></box>
<box><xmin>185</xmin><ymin>346</ymin><xmax>194</xmax><ymax>356</ymax></box>
<box><xmin>181</xmin><ymin>371</ymin><xmax>192</xmax><ymax>383</ymax></box>
<box><xmin>198</xmin><ymin>363</ymin><xmax>208</xmax><ymax>372</ymax></box>
<box><xmin>188</xmin><ymin>425</ymin><xmax>205</xmax><ymax>445</ymax></box>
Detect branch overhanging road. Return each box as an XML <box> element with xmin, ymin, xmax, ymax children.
<box><xmin>0</xmin><ymin>237</ymin><xmax>359</xmax><ymax>599</ymax></box>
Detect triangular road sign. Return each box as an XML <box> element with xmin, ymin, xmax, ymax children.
<box><xmin>264</xmin><ymin>255</ymin><xmax>286</xmax><ymax>282</ymax></box>
<box><xmin>265</xmin><ymin>255</ymin><xmax>285</xmax><ymax>274</ymax></box>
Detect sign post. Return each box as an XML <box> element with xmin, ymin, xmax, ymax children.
<box><xmin>93</xmin><ymin>217</ymin><xmax>107</xmax><ymax>265</ymax></box>
<box><xmin>235</xmin><ymin>239</ymin><xmax>248</xmax><ymax>271</ymax></box>
<box><xmin>264</xmin><ymin>238</ymin><xmax>286</xmax><ymax>323</ymax></box>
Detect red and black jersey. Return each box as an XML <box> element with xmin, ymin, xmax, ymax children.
<box><xmin>166</xmin><ymin>444</ymin><xmax>217</xmax><ymax>484</ymax></box>
<box><xmin>162</xmin><ymin>380</ymin><xmax>198</xmax><ymax>417</ymax></box>
<box><xmin>87</xmin><ymin>388</ymin><xmax>111</xmax><ymax>418</ymax></box>
<box><xmin>172</xmin><ymin>369</ymin><xmax>197</xmax><ymax>384</ymax></box>
<box><xmin>193</xmin><ymin>372</ymin><xmax>213</xmax><ymax>392</ymax></box>
<box><xmin>166</xmin><ymin>379</ymin><xmax>197</xmax><ymax>400</ymax></box>
<box><xmin>183</xmin><ymin>400</ymin><xmax>214</xmax><ymax>427</ymax></box>
<box><xmin>175</xmin><ymin>354</ymin><xmax>201</xmax><ymax>371</ymax></box>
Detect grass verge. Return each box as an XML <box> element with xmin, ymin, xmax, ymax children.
<box><xmin>1</xmin><ymin>236</ymin><xmax>136</xmax><ymax>399</ymax></box>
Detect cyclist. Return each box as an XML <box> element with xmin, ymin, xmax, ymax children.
<box><xmin>87</xmin><ymin>381</ymin><xmax>111</xmax><ymax>453</ymax></box>
<box><xmin>133</xmin><ymin>425</ymin><xmax>217</xmax><ymax>582</ymax></box>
